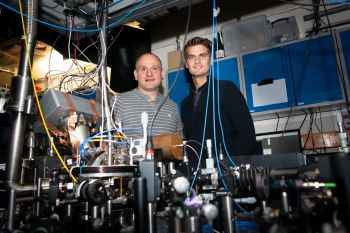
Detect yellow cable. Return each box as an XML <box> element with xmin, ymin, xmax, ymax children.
<box><xmin>18</xmin><ymin>0</ymin><xmax>77</xmax><ymax>183</ymax></box>
<box><xmin>90</xmin><ymin>139</ymin><xmax>102</xmax><ymax>143</ymax></box>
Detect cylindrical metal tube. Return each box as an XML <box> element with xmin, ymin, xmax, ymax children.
<box><xmin>7</xmin><ymin>189</ymin><xmax>16</xmax><ymax>231</ymax></box>
<box><xmin>35</xmin><ymin>178</ymin><xmax>42</xmax><ymax>217</ymax></box>
<box><xmin>148</xmin><ymin>202</ymin><xmax>156</xmax><ymax>233</ymax></box>
<box><xmin>7</xmin><ymin>112</ymin><xmax>27</xmax><ymax>183</ymax></box>
<box><xmin>281</xmin><ymin>191</ymin><xmax>289</xmax><ymax>213</ymax></box>
<box><xmin>6</xmin><ymin>1</ymin><xmax>37</xmax><ymax>230</ymax></box>
<box><xmin>83</xmin><ymin>202</ymin><xmax>89</xmax><ymax>221</ymax></box>
<box><xmin>8</xmin><ymin>179</ymin><xmax>49</xmax><ymax>197</ymax></box>
<box><xmin>184</xmin><ymin>216</ymin><xmax>199</xmax><ymax>233</ymax></box>
<box><xmin>92</xmin><ymin>205</ymin><xmax>99</xmax><ymax>219</ymax></box>
<box><xmin>169</xmin><ymin>162</ymin><xmax>176</xmax><ymax>174</ymax></box>
<box><xmin>157</xmin><ymin>162</ymin><xmax>165</xmax><ymax>178</ymax></box>
<box><xmin>173</xmin><ymin>217</ymin><xmax>182</xmax><ymax>233</ymax></box>
<box><xmin>66</xmin><ymin>204</ymin><xmax>72</xmax><ymax>218</ymax></box>
<box><xmin>222</xmin><ymin>196</ymin><xmax>235</xmax><ymax>233</ymax></box>
<box><xmin>107</xmin><ymin>200</ymin><xmax>112</xmax><ymax>216</ymax></box>
<box><xmin>18</xmin><ymin>2</ymin><xmax>37</xmax><ymax>77</ymax></box>
<box><xmin>134</xmin><ymin>177</ymin><xmax>148</xmax><ymax>233</ymax></box>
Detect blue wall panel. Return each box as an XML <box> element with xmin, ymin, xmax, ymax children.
<box><xmin>243</xmin><ymin>34</ymin><xmax>343</xmax><ymax>113</ymax></box>
<box><xmin>340</xmin><ymin>30</ymin><xmax>350</xmax><ymax>89</ymax></box>
<box><xmin>287</xmin><ymin>35</ymin><xmax>342</xmax><ymax>106</ymax></box>
<box><xmin>167</xmin><ymin>69</ymin><xmax>192</xmax><ymax>109</ymax></box>
<box><xmin>242</xmin><ymin>46</ymin><xmax>294</xmax><ymax>112</ymax></box>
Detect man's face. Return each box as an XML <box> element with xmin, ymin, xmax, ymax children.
<box><xmin>185</xmin><ymin>44</ymin><xmax>210</xmax><ymax>78</ymax></box>
<box><xmin>134</xmin><ymin>54</ymin><xmax>164</xmax><ymax>92</ymax></box>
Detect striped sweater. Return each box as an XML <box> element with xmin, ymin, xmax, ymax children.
<box><xmin>112</xmin><ymin>89</ymin><xmax>183</xmax><ymax>140</ymax></box>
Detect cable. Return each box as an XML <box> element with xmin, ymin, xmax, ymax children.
<box><xmin>107</xmin><ymin>24</ymin><xmax>125</xmax><ymax>51</ymax></box>
<box><xmin>18</xmin><ymin>0</ymin><xmax>77</xmax><ymax>183</ymax></box>
<box><xmin>46</xmin><ymin>34</ymin><xmax>62</xmax><ymax>90</ymax></box>
<box><xmin>190</xmin><ymin>60</ymin><xmax>212</xmax><ymax>192</ymax></box>
<box><xmin>214</xmin><ymin>21</ymin><xmax>238</xmax><ymax>168</ymax></box>
<box><xmin>212</xmin><ymin>5</ymin><xmax>228</xmax><ymax>189</ymax></box>
<box><xmin>275</xmin><ymin>113</ymin><xmax>280</xmax><ymax>131</ymax></box>
<box><xmin>299</xmin><ymin>110</ymin><xmax>308</xmax><ymax>131</ymax></box>
<box><xmin>302</xmin><ymin>109</ymin><xmax>314</xmax><ymax>151</ymax></box>
<box><xmin>95</xmin><ymin>0</ymin><xmax>124</xmax><ymax>12</ymax></box>
<box><xmin>279</xmin><ymin>0</ymin><xmax>345</xmax><ymax>6</ymax></box>
<box><xmin>79</xmin><ymin>127</ymin><xmax>140</xmax><ymax>160</ymax></box>
<box><xmin>321</xmin><ymin>0</ymin><xmax>350</xmax><ymax>118</ymax></box>
<box><xmin>327</xmin><ymin>0</ymin><xmax>350</xmax><ymax>4</ymax></box>
<box><xmin>0</xmin><ymin>0</ymin><xmax>147</xmax><ymax>33</ymax></box>
<box><xmin>149</xmin><ymin>0</ymin><xmax>192</xmax><ymax>135</ymax></box>
<box><xmin>185</xmin><ymin>144</ymin><xmax>200</xmax><ymax>161</ymax></box>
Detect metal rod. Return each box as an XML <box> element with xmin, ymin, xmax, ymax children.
<box><xmin>7</xmin><ymin>189</ymin><xmax>16</xmax><ymax>231</ymax></box>
<box><xmin>66</xmin><ymin>204</ymin><xmax>72</xmax><ymax>218</ymax></box>
<box><xmin>281</xmin><ymin>191</ymin><xmax>289</xmax><ymax>213</ymax></box>
<box><xmin>148</xmin><ymin>202</ymin><xmax>156</xmax><ymax>233</ymax></box>
<box><xmin>134</xmin><ymin>177</ymin><xmax>148</xmax><ymax>233</ymax></box>
<box><xmin>6</xmin><ymin>1</ymin><xmax>37</xmax><ymax>230</ymax></box>
<box><xmin>35</xmin><ymin>177</ymin><xmax>42</xmax><ymax>217</ymax></box>
<box><xmin>184</xmin><ymin>216</ymin><xmax>199</xmax><ymax>233</ymax></box>
<box><xmin>222</xmin><ymin>196</ymin><xmax>235</xmax><ymax>233</ymax></box>
<box><xmin>97</xmin><ymin>0</ymin><xmax>113</xmax><ymax>166</ymax></box>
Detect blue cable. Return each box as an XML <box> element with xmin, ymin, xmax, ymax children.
<box><xmin>188</xmin><ymin>33</ymin><xmax>220</xmax><ymax>191</ymax></box>
<box><xmin>211</xmin><ymin>2</ymin><xmax>228</xmax><ymax>189</ymax></box>
<box><xmin>213</xmin><ymin>19</ymin><xmax>238</xmax><ymax>168</ymax></box>
<box><xmin>189</xmin><ymin>69</ymin><xmax>212</xmax><ymax>192</ymax></box>
<box><xmin>233</xmin><ymin>200</ymin><xmax>257</xmax><ymax>218</ymax></box>
<box><xmin>0</xmin><ymin>0</ymin><xmax>147</xmax><ymax>33</ymax></box>
<box><xmin>80</xmin><ymin>161</ymin><xmax>86</xmax><ymax>176</ymax></box>
<box><xmin>327</xmin><ymin>0</ymin><xmax>350</xmax><ymax>4</ymax></box>
<box><xmin>79</xmin><ymin>127</ymin><xmax>141</xmax><ymax>160</ymax></box>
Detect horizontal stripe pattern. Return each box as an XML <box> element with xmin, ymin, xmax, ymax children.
<box><xmin>112</xmin><ymin>89</ymin><xmax>183</xmax><ymax>140</ymax></box>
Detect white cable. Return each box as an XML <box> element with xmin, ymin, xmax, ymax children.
<box><xmin>185</xmin><ymin>144</ymin><xmax>200</xmax><ymax>161</ymax></box>
<box><xmin>141</xmin><ymin>112</ymin><xmax>148</xmax><ymax>153</ymax></box>
<box><xmin>71</xmin><ymin>42</ymin><xmax>93</xmax><ymax>64</ymax></box>
<box><xmin>68</xmin><ymin>16</ymin><xmax>73</xmax><ymax>61</ymax></box>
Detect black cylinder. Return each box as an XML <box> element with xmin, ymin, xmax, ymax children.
<box><xmin>134</xmin><ymin>177</ymin><xmax>148</xmax><ymax>233</ymax></box>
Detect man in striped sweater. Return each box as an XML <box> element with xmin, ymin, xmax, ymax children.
<box><xmin>112</xmin><ymin>52</ymin><xmax>183</xmax><ymax>141</ymax></box>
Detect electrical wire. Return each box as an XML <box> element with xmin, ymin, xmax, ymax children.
<box><xmin>190</xmin><ymin>57</ymin><xmax>213</xmax><ymax>192</ymax></box>
<box><xmin>149</xmin><ymin>0</ymin><xmax>192</xmax><ymax>135</ymax></box>
<box><xmin>185</xmin><ymin>144</ymin><xmax>200</xmax><ymax>161</ymax></box>
<box><xmin>95</xmin><ymin>0</ymin><xmax>124</xmax><ymax>12</ymax></box>
<box><xmin>275</xmin><ymin>113</ymin><xmax>280</xmax><ymax>131</ymax></box>
<box><xmin>17</xmin><ymin>0</ymin><xmax>77</xmax><ymax>183</ymax></box>
<box><xmin>0</xmin><ymin>0</ymin><xmax>147</xmax><ymax>33</ymax></box>
<box><xmin>212</xmin><ymin>6</ymin><xmax>228</xmax><ymax>189</ymax></box>
<box><xmin>79</xmin><ymin>127</ymin><xmax>140</xmax><ymax>160</ymax></box>
<box><xmin>279</xmin><ymin>0</ymin><xmax>345</xmax><ymax>6</ymax></box>
<box><xmin>46</xmin><ymin>34</ymin><xmax>62</xmax><ymax>90</ymax></box>
<box><xmin>302</xmin><ymin>109</ymin><xmax>314</xmax><ymax>151</ymax></box>
<box><xmin>321</xmin><ymin>0</ymin><xmax>350</xmax><ymax>118</ymax></box>
<box><xmin>327</xmin><ymin>0</ymin><xmax>350</xmax><ymax>4</ymax></box>
<box><xmin>214</xmin><ymin>23</ymin><xmax>238</xmax><ymax>168</ymax></box>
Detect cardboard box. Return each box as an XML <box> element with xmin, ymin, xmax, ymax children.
<box><xmin>167</xmin><ymin>50</ymin><xmax>183</xmax><ymax>70</ymax></box>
